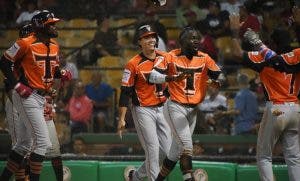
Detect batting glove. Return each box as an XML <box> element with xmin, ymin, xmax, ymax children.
<box><xmin>60</xmin><ymin>69</ymin><xmax>72</xmax><ymax>81</ymax></box>
<box><xmin>14</xmin><ymin>82</ymin><xmax>33</xmax><ymax>98</ymax></box>
<box><xmin>243</xmin><ymin>28</ymin><xmax>276</xmax><ymax>61</ymax></box>
<box><xmin>243</xmin><ymin>28</ymin><xmax>263</xmax><ymax>49</ymax></box>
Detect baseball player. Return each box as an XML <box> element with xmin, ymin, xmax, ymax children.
<box><xmin>117</xmin><ymin>25</ymin><xmax>187</xmax><ymax>181</ymax></box>
<box><xmin>3</xmin><ymin>22</ymin><xmax>64</xmax><ymax>181</ymax></box>
<box><xmin>0</xmin><ymin>11</ymin><xmax>71</xmax><ymax>181</ymax></box>
<box><xmin>230</xmin><ymin>14</ymin><xmax>300</xmax><ymax>181</ymax></box>
<box><xmin>149</xmin><ymin>27</ymin><xmax>221</xmax><ymax>181</ymax></box>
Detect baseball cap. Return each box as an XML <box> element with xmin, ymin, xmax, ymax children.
<box><xmin>137</xmin><ymin>25</ymin><xmax>157</xmax><ymax>39</ymax></box>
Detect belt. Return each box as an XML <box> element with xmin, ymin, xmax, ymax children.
<box><xmin>171</xmin><ymin>100</ymin><xmax>197</xmax><ymax>108</ymax></box>
<box><xmin>146</xmin><ymin>102</ymin><xmax>164</xmax><ymax>108</ymax></box>
<box><xmin>270</xmin><ymin>101</ymin><xmax>298</xmax><ymax>105</ymax></box>
<box><xmin>35</xmin><ymin>89</ymin><xmax>49</xmax><ymax>96</ymax></box>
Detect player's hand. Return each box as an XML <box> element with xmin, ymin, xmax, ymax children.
<box><xmin>229</xmin><ymin>13</ymin><xmax>240</xmax><ymax>31</ymax></box>
<box><xmin>292</xmin><ymin>6</ymin><xmax>300</xmax><ymax>25</ymax></box>
<box><xmin>166</xmin><ymin>72</ymin><xmax>191</xmax><ymax>82</ymax></box>
<box><xmin>207</xmin><ymin>79</ymin><xmax>221</xmax><ymax>89</ymax></box>
<box><xmin>117</xmin><ymin>119</ymin><xmax>126</xmax><ymax>139</ymax></box>
<box><xmin>272</xmin><ymin>109</ymin><xmax>284</xmax><ymax>116</ymax></box>
<box><xmin>14</xmin><ymin>82</ymin><xmax>33</xmax><ymax>98</ymax></box>
<box><xmin>60</xmin><ymin>69</ymin><xmax>72</xmax><ymax>81</ymax></box>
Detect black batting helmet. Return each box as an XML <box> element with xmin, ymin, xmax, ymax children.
<box><xmin>137</xmin><ymin>24</ymin><xmax>157</xmax><ymax>40</ymax></box>
<box><xmin>31</xmin><ymin>10</ymin><xmax>60</xmax><ymax>28</ymax></box>
<box><xmin>31</xmin><ymin>10</ymin><xmax>60</xmax><ymax>37</ymax></box>
<box><xmin>19</xmin><ymin>23</ymin><xmax>33</xmax><ymax>38</ymax></box>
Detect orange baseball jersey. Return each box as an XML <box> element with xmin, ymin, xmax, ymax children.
<box><xmin>247</xmin><ymin>51</ymin><xmax>300</xmax><ymax>103</ymax></box>
<box><xmin>166</xmin><ymin>49</ymin><xmax>221</xmax><ymax>105</ymax></box>
<box><xmin>121</xmin><ymin>50</ymin><xmax>171</xmax><ymax>106</ymax></box>
<box><xmin>4</xmin><ymin>35</ymin><xmax>60</xmax><ymax>91</ymax></box>
<box><xmin>280</xmin><ymin>48</ymin><xmax>300</xmax><ymax>65</ymax></box>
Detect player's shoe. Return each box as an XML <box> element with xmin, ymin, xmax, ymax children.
<box><xmin>124</xmin><ymin>165</ymin><xmax>136</xmax><ymax>181</ymax></box>
<box><xmin>194</xmin><ymin>168</ymin><xmax>208</xmax><ymax>181</ymax></box>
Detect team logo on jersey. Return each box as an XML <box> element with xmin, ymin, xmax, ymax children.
<box><xmin>33</xmin><ymin>52</ymin><xmax>57</xmax><ymax>83</ymax></box>
<box><xmin>6</xmin><ymin>43</ymin><xmax>20</xmax><ymax>58</ymax></box>
<box><xmin>122</xmin><ymin>69</ymin><xmax>131</xmax><ymax>83</ymax></box>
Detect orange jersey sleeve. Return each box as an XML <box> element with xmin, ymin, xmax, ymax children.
<box><xmin>121</xmin><ymin>51</ymin><xmax>169</xmax><ymax>107</ymax></box>
<box><xmin>281</xmin><ymin>48</ymin><xmax>300</xmax><ymax>65</ymax></box>
<box><xmin>4</xmin><ymin>36</ymin><xmax>60</xmax><ymax>91</ymax></box>
<box><xmin>168</xmin><ymin>49</ymin><xmax>221</xmax><ymax>105</ymax></box>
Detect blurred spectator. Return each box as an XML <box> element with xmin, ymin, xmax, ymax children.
<box><xmin>88</xmin><ymin>15</ymin><xmax>121</xmax><ymax>66</ymax></box>
<box><xmin>16</xmin><ymin>0</ymin><xmax>39</xmax><ymax>26</ymax></box>
<box><xmin>239</xmin><ymin>0</ymin><xmax>261</xmax><ymax>37</ymax></box>
<box><xmin>203</xmin><ymin>0</ymin><xmax>231</xmax><ymax>38</ymax></box>
<box><xmin>196</xmin><ymin>20</ymin><xmax>218</xmax><ymax>60</ymax></box>
<box><xmin>66</xmin><ymin>80</ymin><xmax>93</xmax><ymax>137</ymax></box>
<box><xmin>134</xmin><ymin>7</ymin><xmax>168</xmax><ymax>51</ymax></box>
<box><xmin>0</xmin><ymin>0</ymin><xmax>16</xmax><ymax>27</ymax></box>
<box><xmin>59</xmin><ymin>52</ymin><xmax>78</xmax><ymax>80</ymax></box>
<box><xmin>220</xmin><ymin>0</ymin><xmax>242</xmax><ymax>15</ymax></box>
<box><xmin>198</xmin><ymin>86</ymin><xmax>230</xmax><ymax>134</ymax></box>
<box><xmin>183</xmin><ymin>9</ymin><xmax>198</xmax><ymax>27</ymax></box>
<box><xmin>269</xmin><ymin>28</ymin><xmax>293</xmax><ymax>54</ymax></box>
<box><xmin>227</xmin><ymin>74</ymin><xmax>259</xmax><ymax>135</ymax></box>
<box><xmin>85</xmin><ymin>72</ymin><xmax>114</xmax><ymax>132</ymax></box>
<box><xmin>176</xmin><ymin>0</ymin><xmax>207</xmax><ymax>28</ymax></box>
<box><xmin>72</xmin><ymin>137</ymin><xmax>87</xmax><ymax>156</ymax></box>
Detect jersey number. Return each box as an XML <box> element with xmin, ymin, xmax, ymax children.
<box><xmin>286</xmin><ymin>73</ymin><xmax>296</xmax><ymax>94</ymax></box>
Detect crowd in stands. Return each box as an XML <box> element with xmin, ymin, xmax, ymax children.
<box><xmin>0</xmin><ymin>0</ymin><xmax>299</xmax><ymax>156</ymax></box>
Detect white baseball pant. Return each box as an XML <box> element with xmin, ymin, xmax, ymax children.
<box><xmin>131</xmin><ymin>104</ymin><xmax>172</xmax><ymax>181</ymax></box>
<box><xmin>163</xmin><ymin>100</ymin><xmax>197</xmax><ymax>162</ymax></box>
<box><xmin>12</xmin><ymin>90</ymin><xmax>52</xmax><ymax>156</ymax></box>
<box><xmin>257</xmin><ymin>102</ymin><xmax>300</xmax><ymax>181</ymax></box>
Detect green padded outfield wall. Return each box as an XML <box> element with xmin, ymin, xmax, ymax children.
<box><xmin>0</xmin><ymin>161</ymin><xmax>289</xmax><ymax>181</ymax></box>
<box><xmin>0</xmin><ymin>160</ymin><xmax>99</xmax><ymax>181</ymax></box>
<box><xmin>167</xmin><ymin>161</ymin><xmax>237</xmax><ymax>181</ymax></box>
<box><xmin>237</xmin><ymin>164</ymin><xmax>288</xmax><ymax>181</ymax></box>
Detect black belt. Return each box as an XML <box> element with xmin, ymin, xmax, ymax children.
<box><xmin>35</xmin><ymin>89</ymin><xmax>49</xmax><ymax>96</ymax></box>
<box><xmin>171</xmin><ymin>100</ymin><xmax>197</xmax><ymax>108</ymax></box>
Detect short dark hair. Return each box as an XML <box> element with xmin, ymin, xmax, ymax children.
<box><xmin>179</xmin><ymin>26</ymin><xmax>198</xmax><ymax>44</ymax></box>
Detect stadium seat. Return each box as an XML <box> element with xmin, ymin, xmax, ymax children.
<box><xmin>105</xmin><ymin>70</ymin><xmax>122</xmax><ymax>88</ymax></box>
<box><xmin>167</xmin><ymin>28</ymin><xmax>181</xmax><ymax>40</ymax></box>
<box><xmin>215</xmin><ymin>36</ymin><xmax>234</xmax><ymax>60</ymax></box>
<box><xmin>67</xmin><ymin>18</ymin><xmax>94</xmax><ymax>28</ymax></box>
<box><xmin>97</xmin><ymin>56</ymin><xmax>123</xmax><ymax>67</ymax></box>
<box><xmin>239</xmin><ymin>68</ymin><xmax>258</xmax><ymax>81</ymax></box>
<box><xmin>114</xmin><ymin>18</ymin><xmax>136</xmax><ymax>27</ymax></box>
<box><xmin>160</xmin><ymin>17</ymin><xmax>177</xmax><ymax>28</ymax></box>
<box><xmin>63</xmin><ymin>37</ymin><xmax>90</xmax><ymax>47</ymax></box>
<box><xmin>117</xmin><ymin>29</ymin><xmax>134</xmax><ymax>46</ymax></box>
<box><xmin>5</xmin><ymin>30</ymin><xmax>18</xmax><ymax>40</ymax></box>
<box><xmin>123</xmin><ymin>48</ymin><xmax>139</xmax><ymax>61</ymax></box>
<box><xmin>79</xmin><ymin>69</ymin><xmax>93</xmax><ymax>84</ymax></box>
<box><xmin>58</xmin><ymin>30</ymin><xmax>75</xmax><ymax>39</ymax></box>
<box><xmin>75</xmin><ymin>30</ymin><xmax>96</xmax><ymax>39</ymax></box>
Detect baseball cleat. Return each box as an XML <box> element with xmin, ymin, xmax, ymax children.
<box><xmin>194</xmin><ymin>168</ymin><xmax>208</xmax><ymax>181</ymax></box>
<box><xmin>124</xmin><ymin>165</ymin><xmax>135</xmax><ymax>181</ymax></box>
